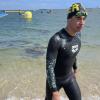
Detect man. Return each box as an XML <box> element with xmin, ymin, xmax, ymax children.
<box><xmin>45</xmin><ymin>3</ymin><xmax>87</xmax><ymax>100</ymax></box>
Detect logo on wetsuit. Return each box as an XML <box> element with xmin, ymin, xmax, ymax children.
<box><xmin>72</xmin><ymin>45</ymin><xmax>78</xmax><ymax>53</ymax></box>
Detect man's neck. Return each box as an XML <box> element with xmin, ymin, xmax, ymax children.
<box><xmin>65</xmin><ymin>27</ymin><xmax>76</xmax><ymax>37</ymax></box>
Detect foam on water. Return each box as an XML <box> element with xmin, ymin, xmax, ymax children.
<box><xmin>5</xmin><ymin>96</ymin><xmax>100</xmax><ymax>100</ymax></box>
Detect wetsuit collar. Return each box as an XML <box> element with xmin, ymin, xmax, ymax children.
<box><xmin>62</xmin><ymin>28</ymin><xmax>75</xmax><ymax>38</ymax></box>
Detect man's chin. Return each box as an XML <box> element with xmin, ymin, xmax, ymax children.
<box><xmin>77</xmin><ymin>28</ymin><xmax>82</xmax><ymax>32</ymax></box>
<box><xmin>76</xmin><ymin>30</ymin><xmax>81</xmax><ymax>33</ymax></box>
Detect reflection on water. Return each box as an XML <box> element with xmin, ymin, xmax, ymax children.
<box><xmin>24</xmin><ymin>18</ymin><xmax>32</xmax><ymax>22</ymax></box>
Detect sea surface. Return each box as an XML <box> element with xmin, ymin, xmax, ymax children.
<box><xmin>0</xmin><ymin>9</ymin><xmax>100</xmax><ymax>100</ymax></box>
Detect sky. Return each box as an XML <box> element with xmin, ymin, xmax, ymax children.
<box><xmin>0</xmin><ymin>0</ymin><xmax>100</xmax><ymax>10</ymax></box>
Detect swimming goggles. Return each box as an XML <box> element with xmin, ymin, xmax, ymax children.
<box><xmin>75</xmin><ymin>11</ymin><xmax>88</xmax><ymax>17</ymax></box>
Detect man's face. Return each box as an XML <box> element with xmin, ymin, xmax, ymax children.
<box><xmin>68</xmin><ymin>16</ymin><xmax>86</xmax><ymax>32</ymax></box>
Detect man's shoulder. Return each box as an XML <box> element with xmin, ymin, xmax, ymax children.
<box><xmin>50</xmin><ymin>30</ymin><xmax>62</xmax><ymax>42</ymax></box>
<box><xmin>51</xmin><ymin>28</ymin><xmax>64</xmax><ymax>40</ymax></box>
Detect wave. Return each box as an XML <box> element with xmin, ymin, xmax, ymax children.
<box><xmin>5</xmin><ymin>95</ymin><xmax>100</xmax><ymax>100</ymax></box>
<box><xmin>23</xmin><ymin>27</ymin><xmax>50</xmax><ymax>34</ymax></box>
<box><xmin>82</xmin><ymin>40</ymin><xmax>100</xmax><ymax>48</ymax></box>
<box><xmin>0</xmin><ymin>40</ymin><xmax>31</xmax><ymax>49</ymax></box>
<box><xmin>82</xmin><ymin>44</ymin><xmax>100</xmax><ymax>48</ymax></box>
<box><xmin>85</xmin><ymin>25</ymin><xmax>91</xmax><ymax>28</ymax></box>
<box><xmin>24</xmin><ymin>46</ymin><xmax>46</xmax><ymax>58</ymax></box>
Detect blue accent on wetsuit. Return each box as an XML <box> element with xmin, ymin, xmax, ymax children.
<box><xmin>45</xmin><ymin>28</ymin><xmax>81</xmax><ymax>100</ymax></box>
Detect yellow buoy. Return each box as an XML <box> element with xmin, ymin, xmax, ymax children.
<box><xmin>24</xmin><ymin>11</ymin><xmax>32</xmax><ymax>19</ymax></box>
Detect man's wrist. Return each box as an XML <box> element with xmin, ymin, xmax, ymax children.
<box><xmin>52</xmin><ymin>91</ymin><xmax>60</xmax><ymax>96</ymax></box>
<box><xmin>74</xmin><ymin>69</ymin><xmax>78</xmax><ymax>73</ymax></box>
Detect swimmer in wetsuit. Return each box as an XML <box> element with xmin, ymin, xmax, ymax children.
<box><xmin>45</xmin><ymin>3</ymin><xmax>88</xmax><ymax>100</ymax></box>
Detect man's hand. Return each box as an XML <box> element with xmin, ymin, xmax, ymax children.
<box><xmin>52</xmin><ymin>91</ymin><xmax>61</xmax><ymax>100</ymax></box>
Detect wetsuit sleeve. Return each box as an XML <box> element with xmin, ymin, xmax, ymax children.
<box><xmin>73</xmin><ymin>57</ymin><xmax>77</xmax><ymax>70</ymax></box>
<box><xmin>46</xmin><ymin>35</ymin><xmax>60</xmax><ymax>92</ymax></box>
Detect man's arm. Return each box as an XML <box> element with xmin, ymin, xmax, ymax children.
<box><xmin>46</xmin><ymin>35</ymin><xmax>60</xmax><ymax>92</ymax></box>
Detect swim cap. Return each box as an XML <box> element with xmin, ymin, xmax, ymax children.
<box><xmin>67</xmin><ymin>3</ymin><xmax>88</xmax><ymax>19</ymax></box>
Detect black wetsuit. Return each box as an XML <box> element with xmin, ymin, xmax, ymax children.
<box><xmin>45</xmin><ymin>28</ymin><xmax>81</xmax><ymax>100</ymax></box>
